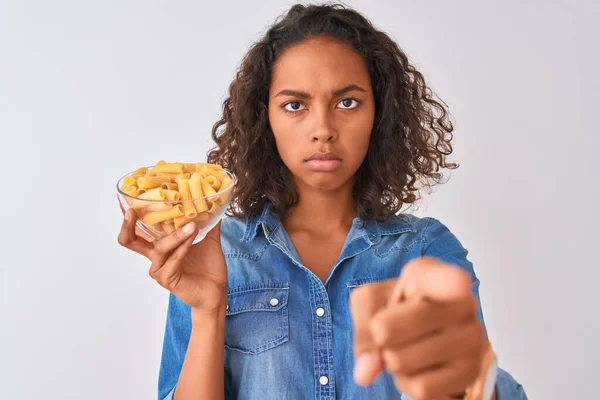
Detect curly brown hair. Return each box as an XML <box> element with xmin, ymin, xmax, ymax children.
<box><xmin>207</xmin><ymin>2</ymin><xmax>458</xmax><ymax>221</ymax></box>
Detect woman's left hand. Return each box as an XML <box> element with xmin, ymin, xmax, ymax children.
<box><xmin>349</xmin><ymin>256</ymin><xmax>488</xmax><ymax>400</ymax></box>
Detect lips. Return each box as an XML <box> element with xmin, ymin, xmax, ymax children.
<box><xmin>306</xmin><ymin>152</ymin><xmax>342</xmax><ymax>161</ymax></box>
<box><xmin>305</xmin><ymin>152</ymin><xmax>342</xmax><ymax>172</ymax></box>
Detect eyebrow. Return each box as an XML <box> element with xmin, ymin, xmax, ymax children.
<box><xmin>275</xmin><ymin>84</ymin><xmax>367</xmax><ymax>99</ymax></box>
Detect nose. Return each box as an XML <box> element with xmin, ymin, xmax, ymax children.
<box><xmin>311</xmin><ymin>109</ymin><xmax>338</xmax><ymax>142</ymax></box>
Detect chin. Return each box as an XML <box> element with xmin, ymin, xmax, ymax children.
<box><xmin>305</xmin><ymin>173</ymin><xmax>351</xmax><ymax>192</ymax></box>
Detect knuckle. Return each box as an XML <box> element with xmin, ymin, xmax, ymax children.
<box><xmin>117</xmin><ymin>235</ymin><xmax>127</xmax><ymax>247</ymax></box>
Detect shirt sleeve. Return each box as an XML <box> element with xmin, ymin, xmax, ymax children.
<box><xmin>422</xmin><ymin>217</ymin><xmax>528</xmax><ymax>399</ymax></box>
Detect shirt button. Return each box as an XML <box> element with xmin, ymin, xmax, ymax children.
<box><xmin>316</xmin><ymin>307</ymin><xmax>325</xmax><ymax>317</ymax></box>
<box><xmin>265</xmin><ymin>225</ymin><xmax>273</xmax><ymax>233</ymax></box>
<box><xmin>319</xmin><ymin>376</ymin><xmax>329</xmax><ymax>385</ymax></box>
<box><xmin>368</xmin><ymin>234</ymin><xmax>376</xmax><ymax>241</ymax></box>
<box><xmin>269</xmin><ymin>298</ymin><xmax>279</xmax><ymax>307</ymax></box>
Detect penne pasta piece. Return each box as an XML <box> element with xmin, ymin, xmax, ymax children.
<box><xmin>161</xmin><ymin>182</ymin><xmax>178</xmax><ymax>190</ymax></box>
<box><xmin>123</xmin><ymin>186</ymin><xmax>139</xmax><ymax>197</ymax></box>
<box><xmin>163</xmin><ymin>190</ymin><xmax>181</xmax><ymax>201</ymax></box>
<box><xmin>123</xmin><ymin>176</ymin><xmax>137</xmax><ymax>186</ymax></box>
<box><xmin>137</xmin><ymin>176</ymin><xmax>171</xmax><ymax>190</ymax></box>
<box><xmin>195</xmin><ymin>162</ymin><xmax>223</xmax><ymax>171</ymax></box>
<box><xmin>142</xmin><ymin>204</ymin><xmax>184</xmax><ymax>226</ymax></box>
<box><xmin>150</xmin><ymin>163</ymin><xmax>184</xmax><ymax>174</ymax></box>
<box><xmin>206</xmin><ymin>175</ymin><xmax>221</xmax><ymax>191</ymax></box>
<box><xmin>189</xmin><ymin>175</ymin><xmax>209</xmax><ymax>213</ymax></box>
<box><xmin>174</xmin><ymin>173</ymin><xmax>191</xmax><ymax>184</ymax></box>
<box><xmin>131</xmin><ymin>167</ymin><xmax>148</xmax><ymax>177</ymax></box>
<box><xmin>162</xmin><ymin>220</ymin><xmax>176</xmax><ymax>235</ymax></box>
<box><xmin>156</xmin><ymin>172</ymin><xmax>180</xmax><ymax>179</ymax></box>
<box><xmin>138</xmin><ymin>188</ymin><xmax>165</xmax><ymax>200</ymax></box>
<box><xmin>145</xmin><ymin>160</ymin><xmax>166</xmax><ymax>176</ymax></box>
<box><xmin>176</xmin><ymin>178</ymin><xmax>198</xmax><ymax>218</ymax></box>
<box><xmin>200</xmin><ymin>177</ymin><xmax>218</xmax><ymax>202</ymax></box>
<box><xmin>214</xmin><ymin>176</ymin><xmax>233</xmax><ymax>204</ymax></box>
<box><xmin>137</xmin><ymin>188</ymin><xmax>147</xmax><ymax>195</ymax></box>
<box><xmin>173</xmin><ymin>215</ymin><xmax>193</xmax><ymax>230</ymax></box>
<box><xmin>184</xmin><ymin>163</ymin><xmax>196</xmax><ymax>172</ymax></box>
<box><xmin>144</xmin><ymin>202</ymin><xmax>173</xmax><ymax>212</ymax></box>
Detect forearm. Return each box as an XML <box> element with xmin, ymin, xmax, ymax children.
<box><xmin>173</xmin><ymin>307</ymin><xmax>226</xmax><ymax>400</ymax></box>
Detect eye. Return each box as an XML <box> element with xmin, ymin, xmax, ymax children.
<box><xmin>337</xmin><ymin>98</ymin><xmax>361</xmax><ymax>109</ymax></box>
<box><xmin>283</xmin><ymin>101</ymin><xmax>306</xmax><ymax>113</ymax></box>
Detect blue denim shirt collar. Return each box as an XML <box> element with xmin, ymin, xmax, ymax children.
<box><xmin>241</xmin><ymin>203</ymin><xmax>416</xmax><ymax>244</ymax></box>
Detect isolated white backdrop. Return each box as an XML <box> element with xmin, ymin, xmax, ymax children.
<box><xmin>1</xmin><ymin>0</ymin><xmax>598</xmax><ymax>399</ymax></box>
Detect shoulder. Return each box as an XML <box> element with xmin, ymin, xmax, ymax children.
<box><xmin>381</xmin><ymin>213</ymin><xmax>450</xmax><ymax>237</ymax></box>
<box><xmin>380</xmin><ymin>214</ymin><xmax>465</xmax><ymax>252</ymax></box>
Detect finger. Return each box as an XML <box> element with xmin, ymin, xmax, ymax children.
<box><xmin>380</xmin><ymin>318</ymin><xmax>485</xmax><ymax>376</ymax></box>
<box><xmin>349</xmin><ymin>280</ymin><xmax>396</xmax><ymax>385</ymax></box>
<box><xmin>150</xmin><ymin>221</ymin><xmax>197</xmax><ymax>266</ymax></box>
<box><xmin>370</xmin><ymin>296</ymin><xmax>478</xmax><ymax>349</ymax></box>
<box><xmin>394</xmin><ymin>357</ymin><xmax>481</xmax><ymax>400</ymax></box>
<box><xmin>400</xmin><ymin>256</ymin><xmax>473</xmax><ymax>302</ymax></box>
<box><xmin>151</xmin><ymin>223</ymin><xmax>199</xmax><ymax>288</ymax></box>
<box><xmin>117</xmin><ymin>195</ymin><xmax>154</xmax><ymax>242</ymax></box>
<box><xmin>117</xmin><ymin>208</ymin><xmax>153</xmax><ymax>257</ymax></box>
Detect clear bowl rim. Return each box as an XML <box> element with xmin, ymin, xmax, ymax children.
<box><xmin>115</xmin><ymin>166</ymin><xmax>237</xmax><ymax>203</ymax></box>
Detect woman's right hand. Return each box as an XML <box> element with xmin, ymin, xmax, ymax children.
<box><xmin>117</xmin><ymin>206</ymin><xmax>228</xmax><ymax>314</ymax></box>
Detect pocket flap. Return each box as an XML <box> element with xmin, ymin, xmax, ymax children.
<box><xmin>226</xmin><ymin>286</ymin><xmax>289</xmax><ymax>316</ymax></box>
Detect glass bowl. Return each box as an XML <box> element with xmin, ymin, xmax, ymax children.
<box><xmin>116</xmin><ymin>167</ymin><xmax>236</xmax><ymax>244</ymax></box>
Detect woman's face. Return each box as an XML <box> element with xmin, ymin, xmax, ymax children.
<box><xmin>268</xmin><ymin>36</ymin><xmax>375</xmax><ymax>192</ymax></box>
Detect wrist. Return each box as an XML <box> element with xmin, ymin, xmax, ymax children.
<box><xmin>191</xmin><ymin>303</ymin><xmax>227</xmax><ymax>324</ymax></box>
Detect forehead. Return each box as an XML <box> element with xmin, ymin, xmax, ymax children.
<box><xmin>270</xmin><ymin>37</ymin><xmax>371</xmax><ymax>91</ymax></box>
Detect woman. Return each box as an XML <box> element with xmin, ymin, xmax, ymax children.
<box><xmin>118</xmin><ymin>3</ymin><xmax>527</xmax><ymax>399</ymax></box>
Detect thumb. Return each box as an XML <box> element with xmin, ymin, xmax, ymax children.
<box><xmin>349</xmin><ymin>281</ymin><xmax>395</xmax><ymax>385</ymax></box>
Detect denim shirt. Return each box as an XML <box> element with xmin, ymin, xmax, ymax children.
<box><xmin>159</xmin><ymin>203</ymin><xmax>527</xmax><ymax>400</ymax></box>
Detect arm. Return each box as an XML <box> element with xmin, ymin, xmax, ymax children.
<box><xmin>422</xmin><ymin>217</ymin><xmax>528</xmax><ymax>400</ymax></box>
<box><xmin>159</xmin><ymin>293</ymin><xmax>227</xmax><ymax>400</ymax></box>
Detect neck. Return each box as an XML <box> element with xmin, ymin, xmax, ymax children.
<box><xmin>282</xmin><ymin>179</ymin><xmax>356</xmax><ymax>233</ymax></box>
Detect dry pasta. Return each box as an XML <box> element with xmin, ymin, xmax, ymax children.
<box><xmin>119</xmin><ymin>160</ymin><xmax>234</xmax><ymax>237</ymax></box>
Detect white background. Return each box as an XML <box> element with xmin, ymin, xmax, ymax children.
<box><xmin>1</xmin><ymin>0</ymin><xmax>598</xmax><ymax>399</ymax></box>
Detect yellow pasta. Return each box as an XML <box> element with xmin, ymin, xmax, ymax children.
<box><xmin>200</xmin><ymin>177</ymin><xmax>217</xmax><ymax>201</ymax></box>
<box><xmin>161</xmin><ymin>182</ymin><xmax>178</xmax><ymax>190</ymax></box>
<box><xmin>138</xmin><ymin>188</ymin><xmax>165</xmax><ymax>200</ymax></box>
<box><xmin>189</xmin><ymin>174</ymin><xmax>209</xmax><ymax>213</ymax></box>
<box><xmin>162</xmin><ymin>221</ymin><xmax>175</xmax><ymax>234</ymax></box>
<box><xmin>120</xmin><ymin>161</ymin><xmax>234</xmax><ymax>237</ymax></box>
<box><xmin>132</xmin><ymin>167</ymin><xmax>148</xmax><ymax>176</ymax></box>
<box><xmin>149</xmin><ymin>162</ymin><xmax>184</xmax><ymax>174</ymax></box>
<box><xmin>184</xmin><ymin>163</ymin><xmax>196</xmax><ymax>172</ymax></box>
<box><xmin>216</xmin><ymin>176</ymin><xmax>233</xmax><ymax>204</ymax></box>
<box><xmin>145</xmin><ymin>202</ymin><xmax>173</xmax><ymax>212</ymax></box>
<box><xmin>176</xmin><ymin>178</ymin><xmax>198</xmax><ymax>219</ymax></box>
<box><xmin>123</xmin><ymin>176</ymin><xmax>137</xmax><ymax>186</ymax></box>
<box><xmin>163</xmin><ymin>190</ymin><xmax>181</xmax><ymax>201</ymax></box>
<box><xmin>195</xmin><ymin>162</ymin><xmax>223</xmax><ymax>172</ymax></box>
<box><xmin>173</xmin><ymin>215</ymin><xmax>193</xmax><ymax>230</ymax></box>
<box><xmin>137</xmin><ymin>176</ymin><xmax>172</xmax><ymax>190</ymax></box>
<box><xmin>142</xmin><ymin>204</ymin><xmax>184</xmax><ymax>225</ymax></box>
<box><xmin>206</xmin><ymin>175</ymin><xmax>221</xmax><ymax>191</ymax></box>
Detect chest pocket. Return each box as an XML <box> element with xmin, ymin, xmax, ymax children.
<box><xmin>224</xmin><ymin>285</ymin><xmax>290</xmax><ymax>355</ymax></box>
